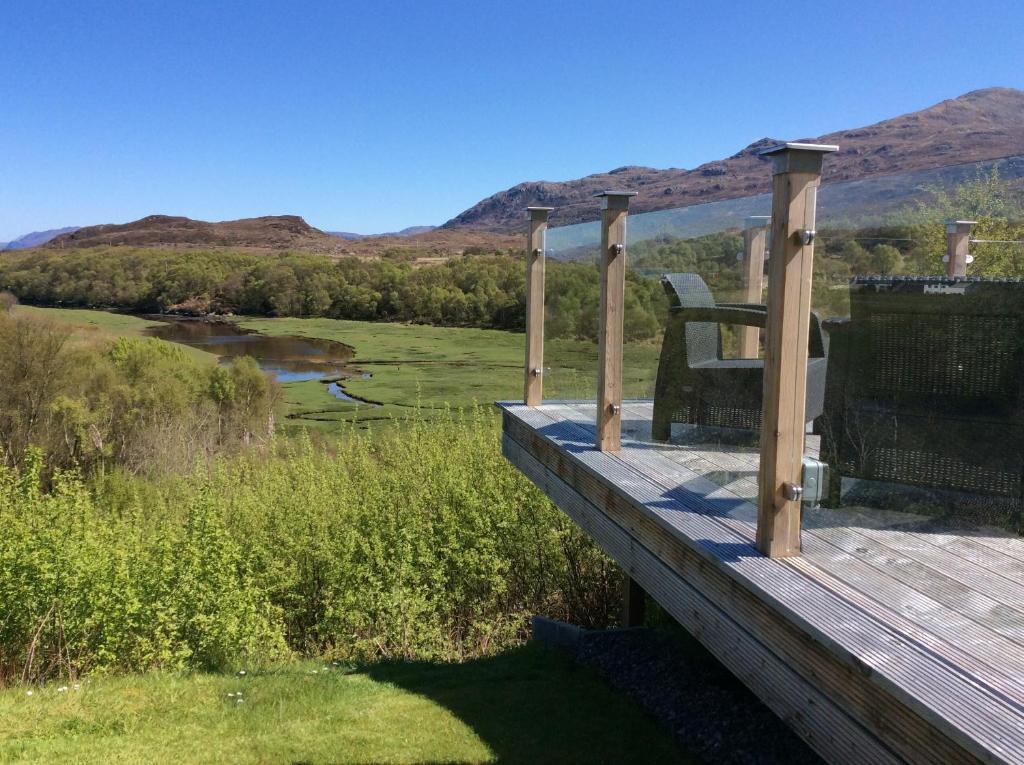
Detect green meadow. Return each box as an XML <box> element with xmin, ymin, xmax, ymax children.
<box><xmin>12</xmin><ymin>305</ymin><xmax>217</xmax><ymax>365</ymax></box>
<box><xmin>16</xmin><ymin>307</ymin><xmax>660</xmax><ymax>429</ymax></box>
<box><xmin>237</xmin><ymin>316</ymin><xmax>660</xmax><ymax>428</ymax></box>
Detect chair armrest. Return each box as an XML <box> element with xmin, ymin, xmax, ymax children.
<box><xmin>672</xmin><ymin>305</ymin><xmax>766</xmax><ymax>328</ymax></box>
<box><xmin>717</xmin><ymin>302</ymin><xmax>767</xmax><ymax>313</ymax></box>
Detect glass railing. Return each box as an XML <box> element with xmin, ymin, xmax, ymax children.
<box><xmin>541</xmin><ymin>219</ymin><xmax>600</xmax><ymax>402</ymax></box>
<box><xmin>531</xmin><ymin>158</ymin><xmax>1024</xmax><ymax>542</ymax></box>
<box><xmin>806</xmin><ymin>200</ymin><xmax>1024</xmax><ymax>542</ymax></box>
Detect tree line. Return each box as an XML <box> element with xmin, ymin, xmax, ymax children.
<box><xmin>0</xmin><ymin>248</ymin><xmax>669</xmax><ymax>342</ymax></box>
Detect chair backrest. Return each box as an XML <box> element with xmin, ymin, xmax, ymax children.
<box><xmin>661</xmin><ymin>273</ymin><xmax>721</xmax><ymax>363</ymax></box>
<box><xmin>847</xmin><ymin>276</ymin><xmax>1024</xmax><ymax>413</ymax></box>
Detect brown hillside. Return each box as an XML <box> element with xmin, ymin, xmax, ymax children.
<box><xmin>443</xmin><ymin>87</ymin><xmax>1024</xmax><ymax>232</ymax></box>
<box><xmin>46</xmin><ymin>214</ymin><xmax>514</xmax><ymax>257</ymax></box>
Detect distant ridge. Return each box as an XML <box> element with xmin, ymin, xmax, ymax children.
<box><xmin>47</xmin><ymin>215</ymin><xmax>346</xmax><ymax>253</ymax></box>
<box><xmin>328</xmin><ymin>225</ymin><xmax>436</xmax><ymax>240</ymax></box>
<box><xmin>38</xmin><ymin>215</ymin><xmax>511</xmax><ymax>257</ymax></box>
<box><xmin>4</xmin><ymin>227</ymin><xmax>80</xmax><ymax>250</ymax></box>
<box><xmin>443</xmin><ymin>87</ymin><xmax>1024</xmax><ymax>232</ymax></box>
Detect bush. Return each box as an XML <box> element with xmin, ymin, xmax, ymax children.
<box><xmin>0</xmin><ymin>411</ymin><xmax>618</xmax><ymax>683</ymax></box>
<box><xmin>0</xmin><ymin>313</ymin><xmax>279</xmax><ymax>473</ymax></box>
<box><xmin>0</xmin><ymin>450</ymin><xmax>285</xmax><ymax>682</ymax></box>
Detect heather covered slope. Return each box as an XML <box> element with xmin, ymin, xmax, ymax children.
<box><xmin>444</xmin><ymin>87</ymin><xmax>1024</xmax><ymax>232</ymax></box>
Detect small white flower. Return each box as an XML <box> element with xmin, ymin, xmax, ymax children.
<box><xmin>72</xmin><ymin>684</ymin><xmax>81</xmax><ymax>690</ymax></box>
<box><xmin>57</xmin><ymin>686</ymin><xmax>68</xmax><ymax>693</ymax></box>
<box><xmin>227</xmin><ymin>692</ymin><xmax>236</xmax><ymax>698</ymax></box>
<box><xmin>237</xmin><ymin>670</ymin><xmax>246</xmax><ymax>677</ymax></box>
<box><xmin>236</xmin><ymin>698</ymin><xmax>244</xmax><ymax>704</ymax></box>
<box><xmin>25</xmin><ymin>690</ymin><xmax>33</xmax><ymax>696</ymax></box>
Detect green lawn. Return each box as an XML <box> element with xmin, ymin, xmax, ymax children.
<box><xmin>0</xmin><ymin>646</ymin><xmax>691</xmax><ymax>764</ymax></box>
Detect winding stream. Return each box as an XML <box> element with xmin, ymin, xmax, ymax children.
<box><xmin>143</xmin><ymin>317</ymin><xmax>372</xmax><ymax>402</ymax></box>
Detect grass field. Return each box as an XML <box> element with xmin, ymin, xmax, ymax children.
<box><xmin>13</xmin><ymin>305</ymin><xmax>217</xmax><ymax>364</ymax></box>
<box><xmin>237</xmin><ymin>316</ymin><xmax>660</xmax><ymax>428</ymax></box>
<box><xmin>0</xmin><ymin>646</ymin><xmax>690</xmax><ymax>764</ymax></box>
<box><xmin>13</xmin><ymin>307</ymin><xmax>660</xmax><ymax>429</ymax></box>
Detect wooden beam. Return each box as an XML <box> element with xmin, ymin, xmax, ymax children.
<box><xmin>757</xmin><ymin>143</ymin><xmax>837</xmax><ymax>558</ymax></box>
<box><xmin>595</xmin><ymin>191</ymin><xmax>636</xmax><ymax>451</ymax></box>
<box><xmin>524</xmin><ymin>207</ymin><xmax>553</xmax><ymax>405</ymax></box>
<box><xmin>739</xmin><ymin>215</ymin><xmax>770</xmax><ymax>358</ymax></box>
<box><xmin>945</xmin><ymin>220</ymin><xmax>976</xmax><ymax>278</ymax></box>
<box><xmin>622</xmin><ymin>573</ymin><xmax>646</xmax><ymax>627</ymax></box>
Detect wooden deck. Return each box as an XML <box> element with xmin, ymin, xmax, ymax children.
<box><xmin>501</xmin><ymin>400</ymin><xmax>1024</xmax><ymax>765</ymax></box>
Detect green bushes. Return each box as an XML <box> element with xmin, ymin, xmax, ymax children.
<box><xmin>0</xmin><ymin>411</ymin><xmax>618</xmax><ymax>684</ymax></box>
<box><xmin>0</xmin><ymin>450</ymin><xmax>285</xmax><ymax>682</ymax></box>
<box><xmin>0</xmin><ymin>313</ymin><xmax>279</xmax><ymax>473</ymax></box>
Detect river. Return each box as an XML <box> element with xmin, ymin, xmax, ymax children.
<box><xmin>143</xmin><ymin>317</ymin><xmax>371</xmax><ymax>402</ymax></box>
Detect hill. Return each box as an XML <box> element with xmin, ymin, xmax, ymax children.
<box><xmin>4</xmin><ymin>226</ymin><xmax>80</xmax><ymax>250</ymax></box>
<box><xmin>443</xmin><ymin>87</ymin><xmax>1024</xmax><ymax>232</ymax></box>
<box><xmin>45</xmin><ymin>216</ymin><xmax>502</xmax><ymax>257</ymax></box>
<box><xmin>47</xmin><ymin>215</ymin><xmax>348</xmax><ymax>253</ymax></box>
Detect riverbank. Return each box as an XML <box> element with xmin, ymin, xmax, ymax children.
<box><xmin>13</xmin><ymin>307</ymin><xmax>661</xmax><ymax>431</ymax></box>
<box><xmin>237</xmin><ymin>316</ymin><xmax>660</xmax><ymax>429</ymax></box>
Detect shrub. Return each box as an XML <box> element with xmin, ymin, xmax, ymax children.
<box><xmin>0</xmin><ymin>411</ymin><xmax>618</xmax><ymax>684</ymax></box>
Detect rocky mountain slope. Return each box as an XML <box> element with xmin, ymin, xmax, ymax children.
<box><xmin>443</xmin><ymin>87</ymin><xmax>1024</xmax><ymax>232</ymax></box>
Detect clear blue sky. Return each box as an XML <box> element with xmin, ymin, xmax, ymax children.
<box><xmin>2</xmin><ymin>0</ymin><xmax>1022</xmax><ymax>241</ymax></box>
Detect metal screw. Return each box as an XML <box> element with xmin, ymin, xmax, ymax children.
<box><xmin>798</xmin><ymin>230</ymin><xmax>816</xmax><ymax>246</ymax></box>
<box><xmin>533</xmin><ymin>248</ymin><xmax>543</xmax><ymax>257</ymax></box>
<box><xmin>609</xmin><ymin>403</ymin><xmax>621</xmax><ymax>415</ymax></box>
<box><xmin>531</xmin><ymin>367</ymin><xmax>542</xmax><ymax>377</ymax></box>
<box><xmin>782</xmin><ymin>482</ymin><xmax>804</xmax><ymax>502</ymax></box>
<box><xmin>612</xmin><ymin>243</ymin><xmax>624</xmax><ymax>256</ymax></box>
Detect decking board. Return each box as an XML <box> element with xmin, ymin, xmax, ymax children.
<box><xmin>501</xmin><ymin>400</ymin><xmax>1024</xmax><ymax>765</ymax></box>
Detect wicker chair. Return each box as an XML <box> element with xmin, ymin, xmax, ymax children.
<box><xmin>651</xmin><ymin>273</ymin><xmax>828</xmax><ymax>441</ymax></box>
<box><xmin>821</xmin><ymin>276</ymin><xmax>1024</xmax><ymax>522</ymax></box>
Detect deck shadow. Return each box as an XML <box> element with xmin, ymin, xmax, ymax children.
<box><xmin>360</xmin><ymin>644</ymin><xmax>693</xmax><ymax>764</ymax></box>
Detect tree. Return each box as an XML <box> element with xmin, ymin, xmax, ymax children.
<box><xmin>870</xmin><ymin>244</ymin><xmax>902</xmax><ymax>274</ymax></box>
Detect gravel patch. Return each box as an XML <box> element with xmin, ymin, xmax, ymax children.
<box><xmin>574</xmin><ymin>627</ymin><xmax>824</xmax><ymax>765</ymax></box>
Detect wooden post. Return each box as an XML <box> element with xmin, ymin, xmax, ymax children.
<box><xmin>622</xmin><ymin>573</ymin><xmax>646</xmax><ymax>628</ymax></box>
<box><xmin>739</xmin><ymin>215</ymin><xmax>770</xmax><ymax>358</ymax></box>
<box><xmin>525</xmin><ymin>207</ymin><xmax>553</xmax><ymax>405</ymax></box>
<box><xmin>945</xmin><ymin>220</ymin><xmax>976</xmax><ymax>278</ymax></box>
<box><xmin>595</xmin><ymin>191</ymin><xmax>636</xmax><ymax>452</ymax></box>
<box><xmin>757</xmin><ymin>143</ymin><xmax>837</xmax><ymax>558</ymax></box>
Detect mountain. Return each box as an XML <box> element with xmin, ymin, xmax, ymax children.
<box><xmin>327</xmin><ymin>225</ymin><xmax>437</xmax><ymax>240</ymax></box>
<box><xmin>4</xmin><ymin>227</ymin><xmax>80</xmax><ymax>250</ymax></box>
<box><xmin>443</xmin><ymin>87</ymin><xmax>1024</xmax><ymax>232</ymax></box>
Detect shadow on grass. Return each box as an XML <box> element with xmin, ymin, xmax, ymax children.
<box><xmin>358</xmin><ymin>643</ymin><xmax>694</xmax><ymax>765</ymax></box>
